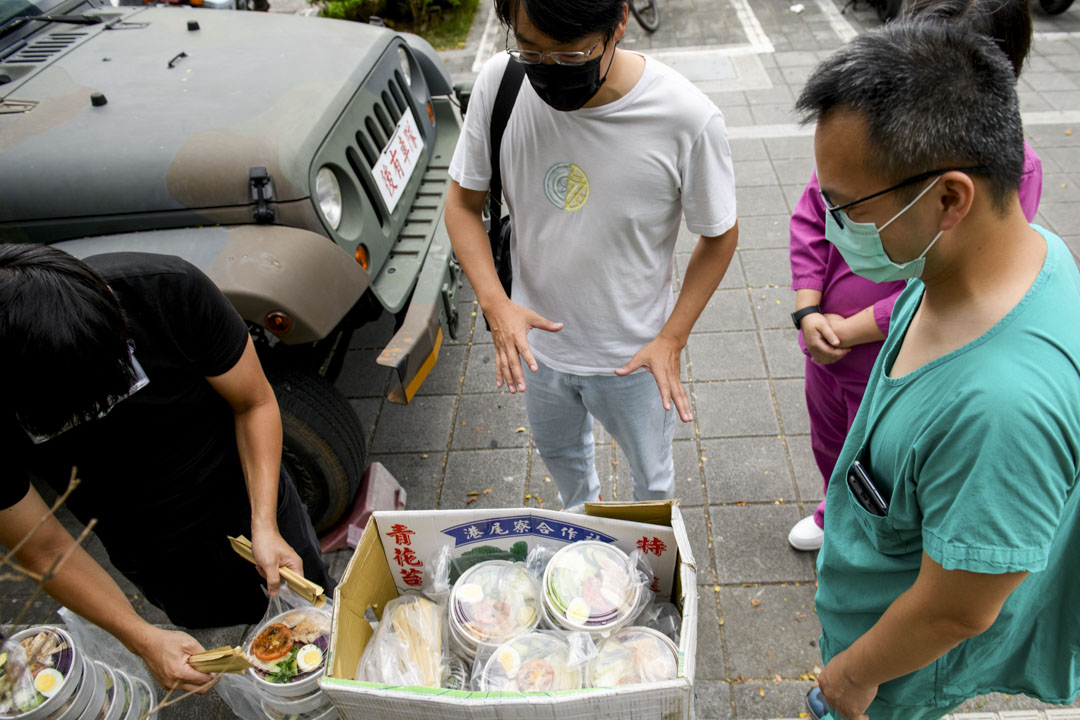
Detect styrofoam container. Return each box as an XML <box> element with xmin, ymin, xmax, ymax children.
<box><xmin>542</xmin><ymin>541</ymin><xmax>642</xmax><ymax>634</ymax></box>
<box><xmin>4</xmin><ymin>627</ymin><xmax>83</xmax><ymax>720</ymax></box>
<box><xmin>247</xmin><ymin>609</ymin><xmax>332</xmax><ymax>698</ymax></box>
<box><xmin>586</xmin><ymin>626</ymin><xmax>679</xmax><ymax>687</ymax></box>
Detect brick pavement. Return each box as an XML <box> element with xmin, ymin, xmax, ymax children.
<box><xmin>6</xmin><ymin>1</ymin><xmax>1080</xmax><ymax>719</ymax></box>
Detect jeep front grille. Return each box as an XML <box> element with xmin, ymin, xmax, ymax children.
<box><xmin>346</xmin><ymin>71</ymin><xmax>415</xmax><ymax>226</ymax></box>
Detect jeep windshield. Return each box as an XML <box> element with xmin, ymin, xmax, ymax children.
<box><xmin>0</xmin><ymin>0</ymin><xmax>90</xmax><ymax>38</ymax></box>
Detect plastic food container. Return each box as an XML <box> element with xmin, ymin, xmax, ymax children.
<box><xmin>246</xmin><ymin>608</ymin><xmax>332</xmax><ymax>698</ymax></box>
<box><xmin>123</xmin><ymin>675</ymin><xmax>153</xmax><ymax>720</ymax></box>
<box><xmin>1</xmin><ymin>627</ymin><xmax>83</xmax><ymax>720</ymax></box>
<box><xmin>94</xmin><ymin>663</ymin><xmax>122</xmax><ymax>720</ymax></box>
<box><xmin>260</xmin><ymin>699</ymin><xmax>339</xmax><ymax>720</ymax></box>
<box><xmin>261</xmin><ymin>687</ymin><xmax>330</xmax><ymax>716</ymax></box>
<box><xmin>477</xmin><ymin>633</ymin><xmax>583</xmax><ymax>692</ymax></box>
<box><xmin>587</xmin><ymin>626</ymin><xmax>679</xmax><ymax>687</ymax></box>
<box><xmin>448</xmin><ymin>561</ymin><xmax>540</xmax><ymax>660</ymax></box>
<box><xmin>542</xmin><ymin>542</ymin><xmax>641</xmax><ymax>634</ymax></box>
<box><xmin>108</xmin><ymin>672</ymin><xmax>131</xmax><ymax>720</ymax></box>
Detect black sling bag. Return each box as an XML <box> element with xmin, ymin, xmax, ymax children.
<box><xmin>483</xmin><ymin>60</ymin><xmax>525</xmax><ymax>330</ymax></box>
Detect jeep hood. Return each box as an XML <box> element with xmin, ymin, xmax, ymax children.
<box><xmin>0</xmin><ymin>9</ymin><xmax>392</xmax><ymax>223</ymax></box>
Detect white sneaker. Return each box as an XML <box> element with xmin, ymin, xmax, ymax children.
<box><xmin>788</xmin><ymin>514</ymin><xmax>824</xmax><ymax>551</ymax></box>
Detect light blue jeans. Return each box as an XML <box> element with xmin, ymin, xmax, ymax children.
<box><xmin>522</xmin><ymin>359</ymin><xmax>676</xmax><ymax>509</ymax></box>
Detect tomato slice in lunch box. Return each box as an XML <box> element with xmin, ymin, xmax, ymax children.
<box><xmin>251</xmin><ymin>623</ymin><xmax>294</xmax><ymax>662</ymax></box>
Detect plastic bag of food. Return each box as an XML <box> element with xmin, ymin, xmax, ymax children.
<box><xmin>447</xmin><ymin>560</ymin><xmax>541</xmax><ymax>660</ymax></box>
<box><xmin>216</xmin><ymin>585</ymin><xmax>335</xmax><ymax>720</ymax></box>
<box><xmin>470</xmin><ymin>630</ymin><xmax>584</xmax><ymax>693</ymax></box>
<box><xmin>586</xmin><ymin>626</ymin><xmax>680</xmax><ymax>687</ymax></box>
<box><xmin>422</xmin><ymin>543</ymin><xmax>453</xmax><ymax>605</ymax></box>
<box><xmin>355</xmin><ymin>593</ymin><xmax>448</xmax><ymax>688</ymax></box>
<box><xmin>636</xmin><ymin>602</ymin><xmax>681</xmax><ymax>645</ymax></box>
<box><xmin>0</xmin><ymin>635</ymin><xmax>40</xmax><ymax>715</ymax></box>
<box><xmin>541</xmin><ymin>542</ymin><xmax>654</xmax><ymax>636</ymax></box>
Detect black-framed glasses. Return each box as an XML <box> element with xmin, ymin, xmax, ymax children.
<box><xmin>820</xmin><ymin>166</ymin><xmax>991</xmax><ymax>230</ymax></box>
<box><xmin>505</xmin><ymin>29</ymin><xmax>604</xmax><ymax>65</ymax></box>
<box><xmin>17</xmin><ymin>343</ymin><xmax>150</xmax><ymax>444</ymax></box>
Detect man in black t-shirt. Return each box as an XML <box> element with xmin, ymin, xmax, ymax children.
<box><xmin>0</xmin><ymin>244</ymin><xmax>334</xmax><ymax>693</ymax></box>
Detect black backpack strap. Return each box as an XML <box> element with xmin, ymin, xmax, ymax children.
<box><xmin>488</xmin><ymin>59</ymin><xmax>525</xmax><ymax>231</ymax></box>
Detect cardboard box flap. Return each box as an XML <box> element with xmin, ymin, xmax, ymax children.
<box><xmin>330</xmin><ymin>515</ymin><xmax>398</xmax><ymax>680</ymax></box>
<box><xmin>583</xmin><ymin>499</ymin><xmax>675</xmax><ymax>528</ymax></box>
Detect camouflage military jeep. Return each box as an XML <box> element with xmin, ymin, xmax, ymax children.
<box><xmin>0</xmin><ymin>0</ymin><xmax>463</xmax><ymax>531</ymax></box>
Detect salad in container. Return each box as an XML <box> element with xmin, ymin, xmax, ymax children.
<box><xmin>449</xmin><ymin>561</ymin><xmax>540</xmax><ymax>659</ymax></box>
<box><xmin>588</xmin><ymin>626</ymin><xmax>679</xmax><ymax>687</ymax></box>
<box><xmin>542</xmin><ymin>542</ymin><xmax>642</xmax><ymax>633</ymax></box>
<box><xmin>92</xmin><ymin>662</ymin><xmax>123</xmax><ymax>720</ymax></box>
<box><xmin>109</xmin><ymin>672</ymin><xmax>131</xmax><ymax>720</ymax></box>
<box><xmin>246</xmin><ymin>609</ymin><xmax>331</xmax><ymax>697</ymax></box>
<box><xmin>1</xmin><ymin>627</ymin><xmax>82</xmax><ymax>719</ymax></box>
<box><xmin>478</xmin><ymin>633</ymin><xmax>583</xmax><ymax>693</ymax></box>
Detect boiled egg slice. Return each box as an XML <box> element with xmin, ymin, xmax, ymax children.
<box><xmin>566</xmin><ymin>597</ymin><xmax>591</xmax><ymax>624</ymax></box>
<box><xmin>34</xmin><ymin>668</ymin><xmax>64</xmax><ymax>698</ymax></box>
<box><xmin>458</xmin><ymin>583</ymin><xmax>484</xmax><ymax>604</ymax></box>
<box><xmin>496</xmin><ymin>646</ymin><xmax>520</xmax><ymax>678</ymax></box>
<box><xmin>295</xmin><ymin>644</ymin><xmax>323</xmax><ymax>674</ymax></box>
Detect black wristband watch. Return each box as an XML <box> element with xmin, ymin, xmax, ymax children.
<box><xmin>791</xmin><ymin>305</ymin><xmax>822</xmax><ymax>330</ymax></box>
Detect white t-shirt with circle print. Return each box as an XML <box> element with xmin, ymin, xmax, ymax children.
<box><xmin>449</xmin><ymin>51</ymin><xmax>737</xmax><ymax>375</ymax></box>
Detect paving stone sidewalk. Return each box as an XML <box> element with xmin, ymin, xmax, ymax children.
<box><xmin>6</xmin><ymin>1</ymin><xmax>1080</xmax><ymax>719</ymax></box>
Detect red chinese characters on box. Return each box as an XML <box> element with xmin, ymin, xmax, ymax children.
<box><xmin>386</xmin><ymin>523</ymin><xmax>423</xmax><ymax>587</ymax></box>
<box><xmin>636</xmin><ymin>536</ymin><xmax>667</xmax><ymax>556</ymax></box>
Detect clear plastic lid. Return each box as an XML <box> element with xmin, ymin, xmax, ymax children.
<box><xmin>588</xmin><ymin>626</ymin><xmax>679</xmax><ymax>687</ymax></box>
<box><xmin>450</xmin><ymin>561</ymin><xmax>540</xmax><ymax>648</ymax></box>
<box><xmin>543</xmin><ymin>542</ymin><xmax>640</xmax><ymax>631</ymax></box>
<box><xmin>479</xmin><ymin>633</ymin><xmax>583</xmax><ymax>693</ymax></box>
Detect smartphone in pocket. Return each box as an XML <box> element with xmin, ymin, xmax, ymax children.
<box><xmin>847</xmin><ymin>459</ymin><xmax>889</xmax><ymax>516</ymax></box>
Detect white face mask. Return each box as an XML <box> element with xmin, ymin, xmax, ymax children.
<box><xmin>823</xmin><ymin>176</ymin><xmax>944</xmax><ymax>283</ymax></box>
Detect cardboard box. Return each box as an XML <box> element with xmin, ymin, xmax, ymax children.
<box><xmin>321</xmin><ymin>501</ymin><xmax>698</xmax><ymax>720</ymax></box>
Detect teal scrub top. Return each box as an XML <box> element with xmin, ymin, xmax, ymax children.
<box><xmin>816</xmin><ymin>226</ymin><xmax>1080</xmax><ymax>708</ymax></box>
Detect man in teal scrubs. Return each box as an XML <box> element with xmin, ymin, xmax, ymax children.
<box><xmin>795</xmin><ymin>21</ymin><xmax>1080</xmax><ymax>720</ymax></box>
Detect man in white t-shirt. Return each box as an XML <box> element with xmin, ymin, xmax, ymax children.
<box><xmin>445</xmin><ymin>0</ymin><xmax>739</xmax><ymax>509</ymax></box>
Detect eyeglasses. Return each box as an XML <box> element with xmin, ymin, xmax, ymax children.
<box><xmin>505</xmin><ymin>30</ymin><xmax>604</xmax><ymax>65</ymax></box>
<box><xmin>820</xmin><ymin>166</ymin><xmax>991</xmax><ymax>230</ymax></box>
<box><xmin>17</xmin><ymin>343</ymin><xmax>150</xmax><ymax>444</ymax></box>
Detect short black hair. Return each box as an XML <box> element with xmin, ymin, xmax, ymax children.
<box><xmin>495</xmin><ymin>0</ymin><xmax>625</xmax><ymax>43</ymax></box>
<box><xmin>0</xmin><ymin>244</ymin><xmax>134</xmax><ymax>437</ymax></box>
<box><xmin>905</xmin><ymin>0</ymin><xmax>1032</xmax><ymax>76</ymax></box>
<box><xmin>796</xmin><ymin>20</ymin><xmax>1024</xmax><ymax>213</ymax></box>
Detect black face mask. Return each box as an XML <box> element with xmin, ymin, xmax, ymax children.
<box><xmin>523</xmin><ymin>48</ymin><xmax>614</xmax><ymax>112</ymax></box>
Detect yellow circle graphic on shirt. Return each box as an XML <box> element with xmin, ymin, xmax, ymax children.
<box><xmin>544</xmin><ymin>162</ymin><xmax>590</xmax><ymax>212</ymax></box>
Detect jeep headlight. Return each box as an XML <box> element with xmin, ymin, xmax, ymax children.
<box><xmin>315</xmin><ymin>167</ymin><xmax>342</xmax><ymax>230</ymax></box>
<box><xmin>398</xmin><ymin>46</ymin><xmax>412</xmax><ymax>86</ymax></box>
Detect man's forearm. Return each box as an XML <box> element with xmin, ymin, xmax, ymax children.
<box><xmin>445</xmin><ymin>187</ymin><xmax>510</xmax><ymax>311</ymax></box>
<box><xmin>836</xmin><ymin>305</ymin><xmax>886</xmax><ymax>348</ymax></box>
<box><xmin>836</xmin><ymin>584</ymin><xmax>978</xmax><ymax>689</ymax></box>
<box><xmin>661</xmin><ymin>224</ymin><xmax>738</xmax><ymax>344</ymax></box>
<box><xmin>796</xmin><ymin>288</ymin><xmax>823</xmax><ymax>310</ymax></box>
<box><xmin>234</xmin><ymin>401</ymin><xmax>282</xmax><ymax>530</ymax></box>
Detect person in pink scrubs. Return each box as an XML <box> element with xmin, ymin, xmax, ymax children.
<box><xmin>787</xmin><ymin>0</ymin><xmax>1044</xmax><ymax>551</ymax></box>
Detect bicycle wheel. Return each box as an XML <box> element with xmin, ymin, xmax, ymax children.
<box><xmin>629</xmin><ymin>0</ymin><xmax>660</xmax><ymax>32</ymax></box>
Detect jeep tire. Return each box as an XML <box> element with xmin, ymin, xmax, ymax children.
<box><xmin>266</xmin><ymin>366</ymin><xmax>365</xmax><ymax>534</ymax></box>
<box><xmin>1037</xmin><ymin>0</ymin><xmax>1074</xmax><ymax>14</ymax></box>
